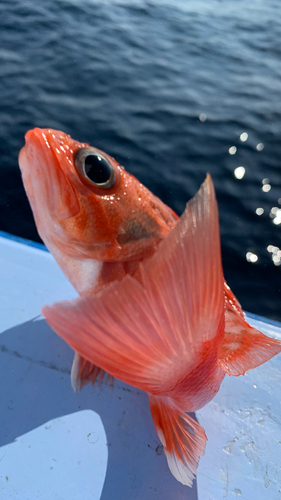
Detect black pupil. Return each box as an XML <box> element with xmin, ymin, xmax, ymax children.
<box><xmin>84</xmin><ymin>155</ymin><xmax>112</xmax><ymax>184</ymax></box>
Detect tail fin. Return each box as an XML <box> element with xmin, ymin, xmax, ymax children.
<box><xmin>43</xmin><ymin>174</ymin><xmax>225</xmax><ymax>394</ymax></box>
<box><xmin>219</xmin><ymin>305</ymin><xmax>281</xmax><ymax>376</ymax></box>
<box><xmin>149</xmin><ymin>395</ymin><xmax>206</xmax><ymax>486</ymax></box>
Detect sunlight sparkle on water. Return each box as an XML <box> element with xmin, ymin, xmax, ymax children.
<box><xmin>246</xmin><ymin>252</ymin><xmax>258</xmax><ymax>263</ymax></box>
<box><xmin>229</xmin><ymin>146</ymin><xmax>237</xmax><ymax>155</ymax></box>
<box><xmin>270</xmin><ymin>207</ymin><xmax>279</xmax><ymax>217</ymax></box>
<box><xmin>240</xmin><ymin>132</ymin><xmax>248</xmax><ymax>142</ymax></box>
<box><xmin>267</xmin><ymin>245</ymin><xmax>281</xmax><ymax>266</ymax></box>
<box><xmin>262</xmin><ymin>184</ymin><xmax>271</xmax><ymax>193</ymax></box>
<box><xmin>256</xmin><ymin>143</ymin><xmax>264</xmax><ymax>151</ymax></box>
<box><xmin>256</xmin><ymin>208</ymin><xmax>264</xmax><ymax>216</ymax></box>
<box><xmin>199</xmin><ymin>113</ymin><xmax>207</xmax><ymax>122</ymax></box>
<box><xmin>269</xmin><ymin>206</ymin><xmax>281</xmax><ymax>225</ymax></box>
<box><xmin>273</xmin><ymin>213</ymin><xmax>281</xmax><ymax>225</ymax></box>
<box><xmin>234</xmin><ymin>166</ymin><xmax>245</xmax><ymax>179</ymax></box>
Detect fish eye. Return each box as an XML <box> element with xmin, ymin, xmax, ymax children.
<box><xmin>74</xmin><ymin>147</ymin><xmax>115</xmax><ymax>188</ymax></box>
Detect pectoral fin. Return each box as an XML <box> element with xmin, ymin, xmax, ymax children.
<box><xmin>42</xmin><ymin>175</ymin><xmax>225</xmax><ymax>394</ymax></box>
<box><xmin>218</xmin><ymin>307</ymin><xmax>281</xmax><ymax>376</ymax></box>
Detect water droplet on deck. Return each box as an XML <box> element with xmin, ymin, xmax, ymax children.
<box><xmin>233</xmin><ymin>489</ymin><xmax>242</xmax><ymax>496</ymax></box>
<box><xmin>223</xmin><ymin>437</ymin><xmax>238</xmax><ymax>454</ymax></box>
<box><xmin>87</xmin><ymin>432</ymin><xmax>99</xmax><ymax>444</ymax></box>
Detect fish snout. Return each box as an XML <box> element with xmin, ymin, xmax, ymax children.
<box><xmin>19</xmin><ymin>128</ymin><xmax>80</xmax><ymax>221</ymax></box>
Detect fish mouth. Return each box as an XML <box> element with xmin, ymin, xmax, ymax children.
<box><xmin>19</xmin><ymin>128</ymin><xmax>80</xmax><ymax>221</ymax></box>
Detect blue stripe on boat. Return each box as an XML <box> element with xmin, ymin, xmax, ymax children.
<box><xmin>0</xmin><ymin>230</ymin><xmax>48</xmax><ymax>252</ymax></box>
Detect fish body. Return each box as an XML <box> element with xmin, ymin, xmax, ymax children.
<box><xmin>19</xmin><ymin>128</ymin><xmax>178</xmax><ymax>389</ymax></box>
<box><xmin>19</xmin><ymin>129</ymin><xmax>281</xmax><ymax>486</ymax></box>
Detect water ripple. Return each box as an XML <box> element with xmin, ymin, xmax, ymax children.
<box><xmin>0</xmin><ymin>0</ymin><xmax>280</xmax><ymax>319</ymax></box>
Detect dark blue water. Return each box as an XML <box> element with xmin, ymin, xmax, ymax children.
<box><xmin>1</xmin><ymin>0</ymin><xmax>281</xmax><ymax>320</ymax></box>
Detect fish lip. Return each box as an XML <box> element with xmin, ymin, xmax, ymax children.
<box><xmin>25</xmin><ymin>127</ymin><xmax>51</xmax><ymax>146</ymax></box>
<box><xmin>20</xmin><ymin>127</ymin><xmax>80</xmax><ymax>221</ymax></box>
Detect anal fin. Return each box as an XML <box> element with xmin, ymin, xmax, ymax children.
<box><xmin>71</xmin><ymin>352</ymin><xmax>114</xmax><ymax>393</ymax></box>
<box><xmin>148</xmin><ymin>395</ymin><xmax>206</xmax><ymax>487</ymax></box>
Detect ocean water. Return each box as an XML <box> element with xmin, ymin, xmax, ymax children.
<box><xmin>0</xmin><ymin>0</ymin><xmax>281</xmax><ymax>320</ymax></box>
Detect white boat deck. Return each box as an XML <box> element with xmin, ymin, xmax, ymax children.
<box><xmin>1</xmin><ymin>232</ymin><xmax>281</xmax><ymax>500</ymax></box>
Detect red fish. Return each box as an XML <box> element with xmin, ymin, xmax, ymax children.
<box><xmin>19</xmin><ymin>128</ymin><xmax>177</xmax><ymax>389</ymax></box>
<box><xmin>19</xmin><ymin>129</ymin><xmax>281</xmax><ymax>486</ymax></box>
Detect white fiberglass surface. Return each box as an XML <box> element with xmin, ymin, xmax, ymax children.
<box><xmin>0</xmin><ymin>235</ymin><xmax>280</xmax><ymax>499</ymax></box>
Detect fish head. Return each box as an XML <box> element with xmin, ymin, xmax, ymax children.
<box><xmin>19</xmin><ymin>128</ymin><xmax>178</xmax><ymax>262</ymax></box>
